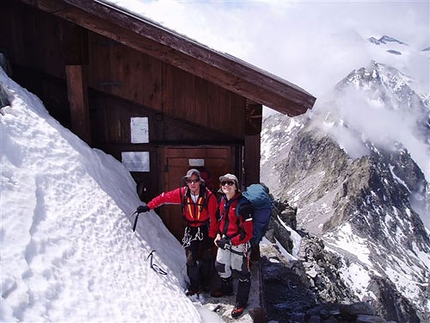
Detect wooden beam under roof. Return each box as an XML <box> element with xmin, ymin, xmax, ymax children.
<box><xmin>20</xmin><ymin>0</ymin><xmax>316</xmax><ymax>116</ymax></box>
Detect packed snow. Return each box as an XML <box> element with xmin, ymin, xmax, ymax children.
<box><xmin>0</xmin><ymin>68</ymin><xmax>222</xmax><ymax>322</ymax></box>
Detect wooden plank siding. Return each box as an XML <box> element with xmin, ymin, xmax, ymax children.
<box><xmin>65</xmin><ymin>65</ymin><xmax>91</xmax><ymax>143</ymax></box>
<box><xmin>88</xmin><ymin>33</ymin><xmax>164</xmax><ymax>112</ymax></box>
<box><xmin>85</xmin><ymin>31</ymin><xmax>244</xmax><ymax>139</ymax></box>
<box><xmin>1</xmin><ymin>2</ymin><xmax>65</xmax><ymax>79</ymax></box>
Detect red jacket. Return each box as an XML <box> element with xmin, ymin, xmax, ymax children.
<box><xmin>217</xmin><ymin>193</ymin><xmax>253</xmax><ymax>246</ymax></box>
<box><xmin>147</xmin><ymin>186</ymin><xmax>218</xmax><ymax>238</ymax></box>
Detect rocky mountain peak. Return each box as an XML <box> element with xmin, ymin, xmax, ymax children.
<box><xmin>368</xmin><ymin>35</ymin><xmax>408</xmax><ymax>46</ymax></box>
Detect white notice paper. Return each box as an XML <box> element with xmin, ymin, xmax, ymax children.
<box><xmin>130</xmin><ymin>117</ymin><xmax>149</xmax><ymax>143</ymax></box>
<box><xmin>121</xmin><ymin>151</ymin><xmax>150</xmax><ymax>172</ymax></box>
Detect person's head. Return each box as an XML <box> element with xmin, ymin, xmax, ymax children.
<box><xmin>219</xmin><ymin>173</ymin><xmax>239</xmax><ymax>198</ymax></box>
<box><xmin>182</xmin><ymin>169</ymin><xmax>205</xmax><ymax>194</ymax></box>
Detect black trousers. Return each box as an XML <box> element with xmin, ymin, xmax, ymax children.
<box><xmin>184</xmin><ymin>226</ymin><xmax>214</xmax><ymax>290</ymax></box>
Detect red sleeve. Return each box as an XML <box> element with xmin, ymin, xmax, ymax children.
<box><xmin>231</xmin><ymin>218</ymin><xmax>253</xmax><ymax>246</ymax></box>
<box><xmin>147</xmin><ymin>187</ymin><xmax>184</xmax><ymax>210</ymax></box>
<box><xmin>207</xmin><ymin>192</ymin><xmax>219</xmax><ymax>238</ymax></box>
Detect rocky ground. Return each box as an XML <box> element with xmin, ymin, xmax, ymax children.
<box><xmin>260</xmin><ymin>241</ymin><xmax>394</xmax><ymax>323</ymax></box>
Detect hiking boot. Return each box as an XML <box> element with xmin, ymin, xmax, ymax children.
<box><xmin>185</xmin><ymin>287</ymin><xmax>202</xmax><ymax>296</ymax></box>
<box><xmin>231</xmin><ymin>303</ymin><xmax>246</xmax><ymax>319</ymax></box>
<box><xmin>202</xmin><ymin>284</ymin><xmax>211</xmax><ymax>293</ymax></box>
<box><xmin>210</xmin><ymin>277</ymin><xmax>233</xmax><ymax>297</ymax></box>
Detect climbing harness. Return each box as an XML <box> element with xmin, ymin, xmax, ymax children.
<box><xmin>181</xmin><ymin>226</ymin><xmax>204</xmax><ymax>248</ymax></box>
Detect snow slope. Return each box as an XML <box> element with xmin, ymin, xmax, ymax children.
<box><xmin>0</xmin><ymin>67</ymin><xmax>217</xmax><ymax>322</ymax></box>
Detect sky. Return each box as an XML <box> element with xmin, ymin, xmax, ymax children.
<box><xmin>0</xmin><ymin>68</ymin><xmax>224</xmax><ymax>322</ymax></box>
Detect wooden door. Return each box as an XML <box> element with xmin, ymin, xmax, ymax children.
<box><xmin>160</xmin><ymin>146</ymin><xmax>233</xmax><ymax>241</ymax></box>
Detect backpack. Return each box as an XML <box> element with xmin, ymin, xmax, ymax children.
<box><xmin>237</xmin><ymin>183</ymin><xmax>273</xmax><ymax>246</ymax></box>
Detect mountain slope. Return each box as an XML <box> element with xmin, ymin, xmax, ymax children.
<box><xmin>261</xmin><ymin>60</ymin><xmax>430</xmax><ymax>321</ymax></box>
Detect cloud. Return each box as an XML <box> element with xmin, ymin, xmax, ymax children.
<box><xmin>314</xmin><ymin>83</ymin><xmax>430</xmax><ymax>182</ymax></box>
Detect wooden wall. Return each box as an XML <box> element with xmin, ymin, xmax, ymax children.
<box><xmin>86</xmin><ymin>32</ymin><xmax>245</xmax><ymax>139</ymax></box>
<box><xmin>0</xmin><ymin>0</ymin><xmax>262</xmax><ymax>203</ymax></box>
<box><xmin>0</xmin><ymin>2</ymin><xmax>247</xmax><ymax>138</ymax></box>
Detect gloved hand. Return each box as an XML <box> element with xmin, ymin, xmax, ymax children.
<box><xmin>216</xmin><ymin>238</ymin><xmax>231</xmax><ymax>250</ymax></box>
<box><xmin>136</xmin><ymin>205</ymin><xmax>150</xmax><ymax>213</ymax></box>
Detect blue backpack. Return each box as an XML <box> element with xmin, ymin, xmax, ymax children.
<box><xmin>237</xmin><ymin>183</ymin><xmax>273</xmax><ymax>246</ymax></box>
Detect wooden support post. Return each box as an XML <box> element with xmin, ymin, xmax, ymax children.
<box><xmin>65</xmin><ymin>65</ymin><xmax>91</xmax><ymax>144</ymax></box>
<box><xmin>244</xmin><ymin>134</ymin><xmax>261</xmax><ymax>186</ymax></box>
<box><xmin>243</xmin><ymin>100</ymin><xmax>263</xmax><ymax>186</ymax></box>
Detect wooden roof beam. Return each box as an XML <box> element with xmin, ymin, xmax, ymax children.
<box><xmin>20</xmin><ymin>0</ymin><xmax>316</xmax><ymax>116</ymax></box>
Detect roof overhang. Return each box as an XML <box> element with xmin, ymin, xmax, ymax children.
<box><xmin>20</xmin><ymin>0</ymin><xmax>316</xmax><ymax>116</ymax></box>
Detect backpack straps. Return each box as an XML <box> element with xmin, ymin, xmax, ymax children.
<box><xmin>199</xmin><ymin>186</ymin><xmax>210</xmax><ymax>213</ymax></box>
<box><xmin>234</xmin><ymin>196</ymin><xmax>253</xmax><ymax>240</ymax></box>
<box><xmin>181</xmin><ymin>186</ymin><xmax>212</xmax><ymax>226</ymax></box>
<box><xmin>235</xmin><ymin>196</ymin><xmax>252</xmax><ymax>219</ymax></box>
<box><xmin>179</xmin><ymin>186</ymin><xmax>187</xmax><ymax>214</ymax></box>
<box><xmin>218</xmin><ymin>195</ymin><xmax>247</xmax><ymax>240</ymax></box>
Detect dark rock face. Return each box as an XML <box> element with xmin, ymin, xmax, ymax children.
<box><xmin>0</xmin><ymin>82</ymin><xmax>11</xmax><ymax>109</ymax></box>
<box><xmin>261</xmin><ymin>235</ymin><xmax>403</xmax><ymax>323</ymax></box>
<box><xmin>367</xmin><ymin>276</ymin><xmax>421</xmax><ymax>323</ymax></box>
<box><xmin>267</xmin><ymin>200</ymin><xmax>297</xmax><ymax>254</ymax></box>
<box><xmin>262</xmin><ymin>254</ymin><xmax>317</xmax><ymax>323</ymax></box>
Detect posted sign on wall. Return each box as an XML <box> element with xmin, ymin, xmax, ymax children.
<box><xmin>121</xmin><ymin>151</ymin><xmax>150</xmax><ymax>172</ymax></box>
<box><xmin>130</xmin><ymin>117</ymin><xmax>149</xmax><ymax>143</ymax></box>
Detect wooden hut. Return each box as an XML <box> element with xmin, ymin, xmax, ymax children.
<box><xmin>0</xmin><ymin>0</ymin><xmax>316</xmax><ymax>240</ymax></box>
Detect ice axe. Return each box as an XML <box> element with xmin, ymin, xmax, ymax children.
<box><xmin>130</xmin><ymin>210</ymin><xmax>139</xmax><ymax>232</ymax></box>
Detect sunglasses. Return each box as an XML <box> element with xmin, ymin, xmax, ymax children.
<box><xmin>186</xmin><ymin>179</ymin><xmax>200</xmax><ymax>184</ymax></box>
<box><xmin>221</xmin><ymin>181</ymin><xmax>235</xmax><ymax>186</ymax></box>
